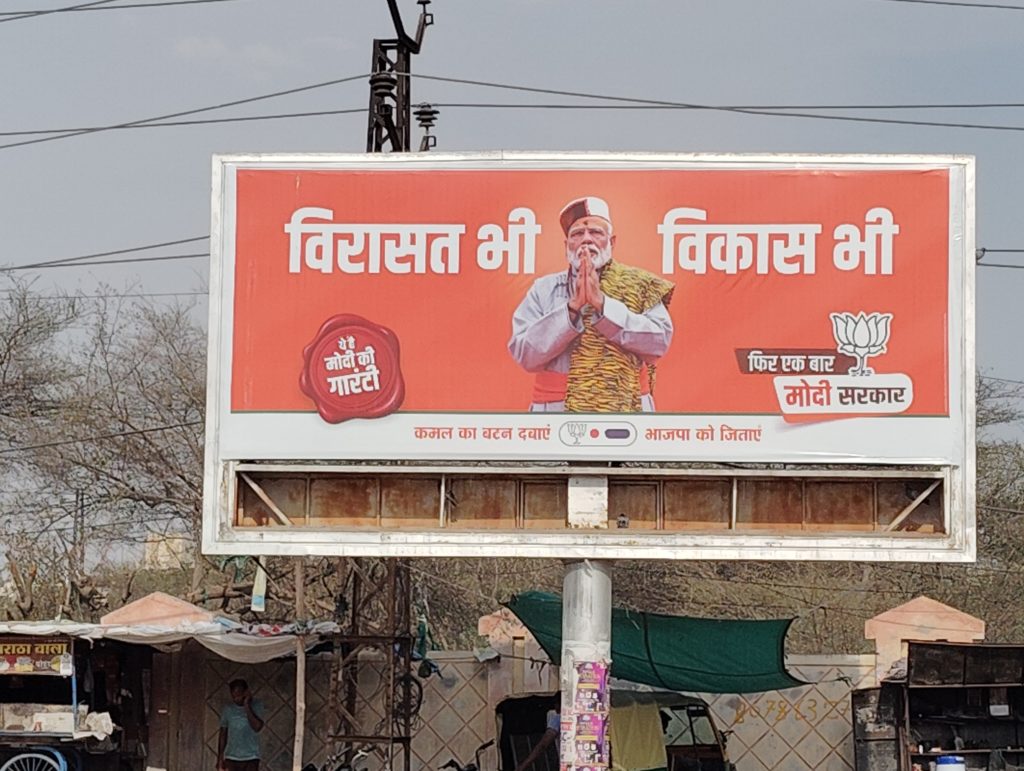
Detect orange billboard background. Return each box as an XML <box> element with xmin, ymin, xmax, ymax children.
<box><xmin>229</xmin><ymin>168</ymin><xmax>950</xmax><ymax>416</ymax></box>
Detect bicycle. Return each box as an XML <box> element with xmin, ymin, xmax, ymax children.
<box><xmin>438</xmin><ymin>739</ymin><xmax>495</xmax><ymax>771</ymax></box>
<box><xmin>302</xmin><ymin>747</ymin><xmax>370</xmax><ymax>771</ymax></box>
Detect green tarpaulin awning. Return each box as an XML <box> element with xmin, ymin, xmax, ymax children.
<box><xmin>504</xmin><ymin>591</ymin><xmax>804</xmax><ymax>694</ymax></box>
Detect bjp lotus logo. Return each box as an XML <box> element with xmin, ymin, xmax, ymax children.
<box><xmin>829</xmin><ymin>311</ymin><xmax>893</xmax><ymax>376</ymax></box>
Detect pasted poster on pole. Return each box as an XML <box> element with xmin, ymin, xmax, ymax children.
<box><xmin>206</xmin><ymin>153</ymin><xmax>973</xmax><ymax>467</ymax></box>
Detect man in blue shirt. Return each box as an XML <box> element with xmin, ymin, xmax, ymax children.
<box><xmin>515</xmin><ymin>709</ymin><xmax>560</xmax><ymax>771</ymax></box>
<box><xmin>217</xmin><ymin>678</ymin><xmax>265</xmax><ymax>771</ymax></box>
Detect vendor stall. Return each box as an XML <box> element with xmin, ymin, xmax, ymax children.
<box><xmin>0</xmin><ymin>635</ymin><xmax>115</xmax><ymax>771</ymax></box>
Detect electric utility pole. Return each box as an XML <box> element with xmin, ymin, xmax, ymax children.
<box><xmin>366</xmin><ymin>0</ymin><xmax>438</xmax><ymax>153</ymax></box>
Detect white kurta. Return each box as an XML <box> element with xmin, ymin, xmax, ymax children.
<box><xmin>507</xmin><ymin>268</ymin><xmax>673</xmax><ymax>412</ymax></box>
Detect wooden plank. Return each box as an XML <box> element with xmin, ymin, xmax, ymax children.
<box><xmin>148</xmin><ymin>652</ymin><xmax>173</xmax><ymax>770</ymax></box>
<box><xmin>177</xmin><ymin>644</ymin><xmax>208</xmax><ymax>771</ymax></box>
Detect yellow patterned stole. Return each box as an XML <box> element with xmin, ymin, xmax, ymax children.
<box><xmin>565</xmin><ymin>261</ymin><xmax>674</xmax><ymax>413</ymax></box>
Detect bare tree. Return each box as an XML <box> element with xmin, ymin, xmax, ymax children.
<box><xmin>3</xmin><ymin>284</ymin><xmax>1023</xmax><ymax>652</ymax></box>
<box><xmin>0</xmin><ymin>280</ymin><xmax>79</xmax><ymax>437</ymax></box>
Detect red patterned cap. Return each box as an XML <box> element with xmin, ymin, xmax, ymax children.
<box><xmin>559</xmin><ymin>196</ymin><xmax>611</xmax><ymax>235</ymax></box>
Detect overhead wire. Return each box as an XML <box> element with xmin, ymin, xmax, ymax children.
<box><xmin>432</xmin><ymin>103</ymin><xmax>1024</xmax><ymax>134</ymax></box>
<box><xmin>0</xmin><ymin>0</ymin><xmax>122</xmax><ymax>24</ymax></box>
<box><xmin>439</xmin><ymin>101</ymin><xmax>1024</xmax><ymax>111</ymax></box>
<box><xmin>25</xmin><ymin>291</ymin><xmax>208</xmax><ymax>299</ymax></box>
<box><xmin>0</xmin><ymin>235</ymin><xmax>207</xmax><ymax>272</ymax></box>
<box><xmin>0</xmin><ymin>421</ymin><xmax>203</xmax><ymax>455</ymax></box>
<box><xmin>878</xmin><ymin>0</ymin><xmax>1024</xmax><ymax>9</ymax></box>
<box><xmin>0</xmin><ymin>108</ymin><xmax>368</xmax><ymax>137</ymax></box>
<box><xmin>8</xmin><ymin>73</ymin><xmax>1024</xmax><ymax>148</ymax></box>
<box><xmin>403</xmin><ymin>72</ymin><xmax>1024</xmax><ymax>134</ymax></box>
<box><xmin>15</xmin><ymin>98</ymin><xmax>1024</xmax><ymax>138</ymax></box>
<box><xmin>1</xmin><ymin>253</ymin><xmax>207</xmax><ymax>272</ymax></box>
<box><xmin>0</xmin><ymin>513</ymin><xmax>186</xmax><ymax>540</ymax></box>
<box><xmin>981</xmin><ymin>376</ymin><xmax>1024</xmax><ymax>386</ymax></box>
<box><xmin>976</xmin><ymin>248</ymin><xmax>1024</xmax><ymax>271</ymax></box>
<box><xmin>0</xmin><ymin>0</ymin><xmax>242</xmax><ymax>13</ymax></box>
<box><xmin>12</xmin><ymin>100</ymin><xmax>1024</xmax><ymax>139</ymax></box>
<box><xmin>11</xmin><ymin>252</ymin><xmax>208</xmax><ymax>270</ymax></box>
<box><xmin>0</xmin><ymin>73</ymin><xmax>369</xmax><ymax>151</ymax></box>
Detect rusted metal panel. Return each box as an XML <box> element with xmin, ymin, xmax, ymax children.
<box><xmin>806</xmin><ymin>481</ymin><xmax>875</xmax><ymax>529</ymax></box>
<box><xmin>663</xmin><ymin>479</ymin><xmax>731</xmax><ymax>529</ymax></box>
<box><xmin>448</xmin><ymin>479</ymin><xmax>518</xmax><ymax>528</ymax></box>
<box><xmin>309</xmin><ymin>476</ymin><xmax>380</xmax><ymax>527</ymax></box>
<box><xmin>381</xmin><ymin>477</ymin><xmax>439</xmax><ymax>528</ymax></box>
<box><xmin>523</xmin><ymin>482</ymin><xmax>567</xmax><ymax>529</ymax></box>
<box><xmin>736</xmin><ymin>480</ymin><xmax>804</xmax><ymax>528</ymax></box>
<box><xmin>608</xmin><ymin>482</ymin><xmax>658</xmax><ymax>530</ymax></box>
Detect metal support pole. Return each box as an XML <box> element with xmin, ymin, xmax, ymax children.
<box><xmin>293</xmin><ymin>559</ymin><xmax>307</xmax><ymax>771</ymax></box>
<box><xmin>560</xmin><ymin>559</ymin><xmax>613</xmax><ymax>771</ymax></box>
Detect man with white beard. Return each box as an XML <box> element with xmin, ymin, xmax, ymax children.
<box><xmin>508</xmin><ymin>196</ymin><xmax>675</xmax><ymax>413</ymax></box>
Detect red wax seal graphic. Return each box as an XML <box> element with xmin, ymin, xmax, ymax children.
<box><xmin>299</xmin><ymin>314</ymin><xmax>405</xmax><ymax>424</ymax></box>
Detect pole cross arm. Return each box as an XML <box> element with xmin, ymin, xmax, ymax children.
<box><xmin>386</xmin><ymin>0</ymin><xmax>433</xmax><ymax>53</ymax></box>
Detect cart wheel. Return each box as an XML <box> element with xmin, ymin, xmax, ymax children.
<box><xmin>0</xmin><ymin>753</ymin><xmax>64</xmax><ymax>771</ymax></box>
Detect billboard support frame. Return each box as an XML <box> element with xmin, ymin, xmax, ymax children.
<box><xmin>205</xmin><ymin>462</ymin><xmax>967</xmax><ymax>562</ymax></box>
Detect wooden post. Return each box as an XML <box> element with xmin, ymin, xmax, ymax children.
<box><xmin>293</xmin><ymin>559</ymin><xmax>307</xmax><ymax>771</ymax></box>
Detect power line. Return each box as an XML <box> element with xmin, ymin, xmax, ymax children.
<box><xmin>1</xmin><ymin>253</ymin><xmax>207</xmax><ymax>272</ymax></box>
<box><xmin>977</xmin><ymin>248</ymin><xmax>1024</xmax><ymax>268</ymax></box>
<box><xmin>16</xmin><ymin>100</ymin><xmax>1024</xmax><ymax>138</ymax></box>
<box><xmin>0</xmin><ymin>0</ymin><xmax>122</xmax><ymax>24</ymax></box>
<box><xmin>879</xmin><ymin>0</ymin><xmax>1024</xmax><ymax>10</ymax></box>
<box><xmin>0</xmin><ymin>513</ymin><xmax>185</xmax><ymax>540</ymax></box>
<box><xmin>0</xmin><ymin>421</ymin><xmax>203</xmax><ymax>455</ymax></box>
<box><xmin>435</xmin><ymin>103</ymin><xmax>1024</xmax><ymax>131</ymax></box>
<box><xmin>0</xmin><ymin>108</ymin><xmax>368</xmax><ymax>137</ymax></box>
<box><xmin>16</xmin><ymin>252</ymin><xmax>208</xmax><ymax>270</ymax></box>
<box><xmin>432</xmin><ymin>103</ymin><xmax>1024</xmax><ymax>132</ymax></box>
<box><xmin>0</xmin><ymin>0</ymin><xmax>241</xmax><ymax>14</ymax></box>
<box><xmin>439</xmin><ymin>101</ymin><xmax>1024</xmax><ymax>111</ymax></box>
<box><xmin>0</xmin><ymin>235</ymin><xmax>207</xmax><ymax>273</ymax></box>
<box><xmin>0</xmin><ymin>73</ymin><xmax>368</xmax><ymax>151</ymax></box>
<box><xmin>406</xmin><ymin>72</ymin><xmax>1024</xmax><ymax>133</ymax></box>
<box><xmin>981</xmin><ymin>375</ymin><xmax>1024</xmax><ymax>386</ymax></box>
<box><xmin>7</xmin><ymin>74</ymin><xmax>1024</xmax><ymax>148</ymax></box>
<box><xmin>24</xmin><ymin>291</ymin><xmax>208</xmax><ymax>300</ymax></box>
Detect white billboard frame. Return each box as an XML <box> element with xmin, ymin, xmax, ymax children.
<box><xmin>202</xmin><ymin>151</ymin><xmax>975</xmax><ymax>562</ymax></box>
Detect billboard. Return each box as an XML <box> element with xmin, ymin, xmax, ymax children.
<box><xmin>203</xmin><ymin>152</ymin><xmax>974</xmax><ymax>560</ymax></box>
<box><xmin>206</xmin><ymin>153</ymin><xmax>973</xmax><ymax>468</ymax></box>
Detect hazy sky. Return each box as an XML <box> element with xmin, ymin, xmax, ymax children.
<box><xmin>1</xmin><ymin>0</ymin><xmax>1022</xmax><ymax>384</ymax></box>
